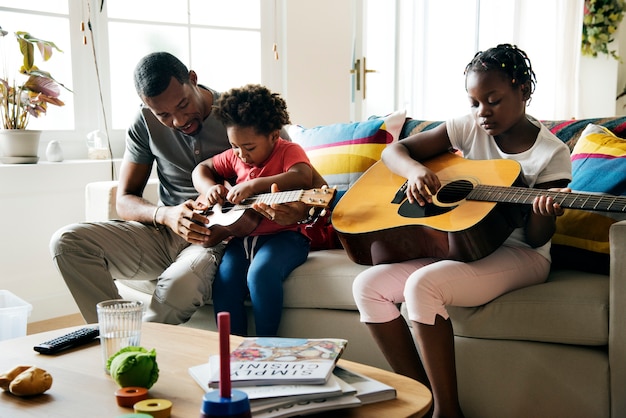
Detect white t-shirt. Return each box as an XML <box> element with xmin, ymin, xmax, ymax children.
<box><xmin>446</xmin><ymin>114</ymin><xmax>572</xmax><ymax>260</ymax></box>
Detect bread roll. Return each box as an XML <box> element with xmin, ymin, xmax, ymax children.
<box><xmin>0</xmin><ymin>365</ymin><xmax>31</xmax><ymax>391</ymax></box>
<box><xmin>8</xmin><ymin>366</ymin><xmax>53</xmax><ymax>396</ymax></box>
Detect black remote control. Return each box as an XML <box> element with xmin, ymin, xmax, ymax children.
<box><xmin>33</xmin><ymin>326</ymin><xmax>100</xmax><ymax>354</ymax></box>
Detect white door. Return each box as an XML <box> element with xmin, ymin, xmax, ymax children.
<box><xmin>350</xmin><ymin>0</ymin><xmax>397</xmax><ymax>121</ymax></box>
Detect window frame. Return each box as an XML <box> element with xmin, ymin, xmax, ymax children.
<box><xmin>0</xmin><ymin>1</ymin><xmax>279</xmax><ymax>160</ymax></box>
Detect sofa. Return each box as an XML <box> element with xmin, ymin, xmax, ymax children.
<box><xmin>85</xmin><ymin>113</ymin><xmax>626</xmax><ymax>418</ymax></box>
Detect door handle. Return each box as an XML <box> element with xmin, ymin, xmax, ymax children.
<box><xmin>363</xmin><ymin>57</ymin><xmax>376</xmax><ymax>100</ymax></box>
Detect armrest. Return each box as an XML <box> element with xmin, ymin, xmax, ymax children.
<box><xmin>84</xmin><ymin>179</ymin><xmax>159</xmax><ymax>221</ymax></box>
<box><xmin>609</xmin><ymin>220</ymin><xmax>626</xmax><ymax>416</ymax></box>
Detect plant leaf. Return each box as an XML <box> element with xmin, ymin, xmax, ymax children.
<box><xmin>23</xmin><ymin>75</ymin><xmax>61</xmax><ymax>98</ymax></box>
<box><xmin>16</xmin><ymin>32</ymin><xmax>35</xmax><ymax>72</ymax></box>
<box><xmin>15</xmin><ymin>31</ymin><xmax>64</xmax><ymax>71</ymax></box>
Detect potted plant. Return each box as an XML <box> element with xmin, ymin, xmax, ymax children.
<box><xmin>581</xmin><ymin>0</ymin><xmax>625</xmax><ymax>60</ymax></box>
<box><xmin>0</xmin><ymin>26</ymin><xmax>70</xmax><ymax>163</ymax></box>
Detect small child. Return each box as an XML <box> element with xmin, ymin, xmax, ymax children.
<box><xmin>192</xmin><ymin>84</ymin><xmax>313</xmax><ymax>336</ymax></box>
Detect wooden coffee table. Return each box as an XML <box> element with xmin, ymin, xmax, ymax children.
<box><xmin>0</xmin><ymin>322</ymin><xmax>431</xmax><ymax>417</ymax></box>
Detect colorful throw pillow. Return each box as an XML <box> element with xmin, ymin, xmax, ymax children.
<box><xmin>401</xmin><ymin>119</ymin><xmax>443</xmax><ymax>138</ymax></box>
<box><xmin>542</xmin><ymin>116</ymin><xmax>626</xmax><ymax>150</ymax></box>
<box><xmin>287</xmin><ymin>110</ymin><xmax>406</xmax><ymax>201</ymax></box>
<box><xmin>551</xmin><ymin>123</ymin><xmax>626</xmax><ymax>274</ymax></box>
<box><xmin>568</xmin><ymin>124</ymin><xmax>626</xmax><ymax>194</ymax></box>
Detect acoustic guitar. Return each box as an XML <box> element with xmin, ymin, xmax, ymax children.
<box><xmin>331</xmin><ymin>152</ymin><xmax>626</xmax><ymax>265</ymax></box>
<box><xmin>202</xmin><ymin>187</ymin><xmax>336</xmax><ymax>247</ymax></box>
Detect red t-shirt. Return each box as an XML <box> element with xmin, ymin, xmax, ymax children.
<box><xmin>211</xmin><ymin>138</ymin><xmax>311</xmax><ymax>236</ymax></box>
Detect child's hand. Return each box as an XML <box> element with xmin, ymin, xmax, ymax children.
<box><xmin>405</xmin><ymin>166</ymin><xmax>441</xmax><ymax>206</ymax></box>
<box><xmin>532</xmin><ymin>187</ymin><xmax>571</xmax><ymax>217</ymax></box>
<box><xmin>226</xmin><ymin>182</ymin><xmax>256</xmax><ymax>204</ymax></box>
<box><xmin>253</xmin><ymin>183</ymin><xmax>310</xmax><ymax>225</ymax></box>
<box><xmin>206</xmin><ymin>184</ymin><xmax>227</xmax><ymax>206</ymax></box>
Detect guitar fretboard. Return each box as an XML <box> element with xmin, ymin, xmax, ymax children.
<box><xmin>234</xmin><ymin>190</ymin><xmax>305</xmax><ymax>210</ymax></box>
<box><xmin>469</xmin><ymin>185</ymin><xmax>626</xmax><ymax>213</ymax></box>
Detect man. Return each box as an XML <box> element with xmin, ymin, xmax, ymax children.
<box><xmin>50</xmin><ymin>52</ymin><xmax>321</xmax><ymax>324</ymax></box>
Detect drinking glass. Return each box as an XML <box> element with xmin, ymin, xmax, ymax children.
<box><xmin>96</xmin><ymin>299</ymin><xmax>143</xmax><ymax>373</ymax></box>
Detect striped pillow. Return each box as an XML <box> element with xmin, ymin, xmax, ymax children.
<box><xmin>288</xmin><ymin>110</ymin><xmax>406</xmax><ymax>202</ymax></box>
<box><xmin>568</xmin><ymin>124</ymin><xmax>626</xmax><ymax>194</ymax></box>
<box><xmin>552</xmin><ymin>123</ymin><xmax>626</xmax><ymax>273</ymax></box>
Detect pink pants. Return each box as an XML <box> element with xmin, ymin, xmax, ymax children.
<box><xmin>352</xmin><ymin>245</ymin><xmax>551</xmax><ymax>326</ymax></box>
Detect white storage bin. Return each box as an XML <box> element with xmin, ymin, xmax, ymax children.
<box><xmin>0</xmin><ymin>290</ymin><xmax>33</xmax><ymax>341</ymax></box>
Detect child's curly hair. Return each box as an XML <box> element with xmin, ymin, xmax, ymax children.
<box><xmin>464</xmin><ymin>43</ymin><xmax>537</xmax><ymax>96</ymax></box>
<box><xmin>213</xmin><ymin>84</ymin><xmax>290</xmax><ymax>136</ymax></box>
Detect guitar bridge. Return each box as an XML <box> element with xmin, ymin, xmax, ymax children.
<box><xmin>392</xmin><ymin>181</ymin><xmax>408</xmax><ymax>204</ymax></box>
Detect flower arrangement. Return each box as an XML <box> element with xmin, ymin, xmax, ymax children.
<box><xmin>0</xmin><ymin>27</ymin><xmax>69</xmax><ymax>129</ymax></box>
<box><xmin>581</xmin><ymin>0</ymin><xmax>626</xmax><ymax>60</ymax></box>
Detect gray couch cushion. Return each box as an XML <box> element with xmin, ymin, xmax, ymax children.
<box><xmin>448</xmin><ymin>269</ymin><xmax>609</xmax><ymax>346</ymax></box>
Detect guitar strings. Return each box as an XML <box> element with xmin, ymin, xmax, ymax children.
<box><xmin>436</xmin><ymin>182</ymin><xmax>626</xmax><ymax>213</ymax></box>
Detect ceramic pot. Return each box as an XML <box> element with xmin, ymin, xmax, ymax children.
<box><xmin>0</xmin><ymin>130</ymin><xmax>42</xmax><ymax>163</ymax></box>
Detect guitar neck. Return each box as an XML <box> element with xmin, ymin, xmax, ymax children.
<box><xmin>233</xmin><ymin>188</ymin><xmax>335</xmax><ymax>210</ymax></box>
<box><xmin>469</xmin><ymin>185</ymin><xmax>626</xmax><ymax>213</ymax></box>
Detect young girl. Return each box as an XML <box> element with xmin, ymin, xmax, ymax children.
<box><xmin>192</xmin><ymin>84</ymin><xmax>313</xmax><ymax>336</ymax></box>
<box><xmin>352</xmin><ymin>44</ymin><xmax>572</xmax><ymax>417</ymax></box>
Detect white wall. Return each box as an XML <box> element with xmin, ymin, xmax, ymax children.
<box><xmin>615</xmin><ymin>17</ymin><xmax>626</xmax><ymax>115</ymax></box>
<box><xmin>0</xmin><ymin>159</ymin><xmax>121</xmax><ymax>322</ymax></box>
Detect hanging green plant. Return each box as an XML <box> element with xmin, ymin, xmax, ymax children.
<box><xmin>581</xmin><ymin>0</ymin><xmax>625</xmax><ymax>60</ymax></box>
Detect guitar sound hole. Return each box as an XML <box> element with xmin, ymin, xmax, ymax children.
<box><xmin>437</xmin><ymin>180</ymin><xmax>473</xmax><ymax>204</ymax></box>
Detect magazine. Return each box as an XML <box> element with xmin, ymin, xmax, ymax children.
<box><xmin>189</xmin><ymin>361</ymin><xmax>345</xmax><ymax>402</ymax></box>
<box><xmin>332</xmin><ymin>365</ymin><xmax>396</xmax><ymax>404</ymax></box>
<box><xmin>189</xmin><ymin>355</ymin><xmax>397</xmax><ymax>417</ymax></box>
<box><xmin>206</xmin><ymin>337</ymin><xmax>348</xmax><ymax>387</ymax></box>
<box><xmin>252</xmin><ymin>392</ymin><xmax>362</xmax><ymax>418</ymax></box>
<box><xmin>249</xmin><ymin>374</ymin><xmax>350</xmax><ymax>414</ymax></box>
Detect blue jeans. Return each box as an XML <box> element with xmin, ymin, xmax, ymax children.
<box><xmin>212</xmin><ymin>231</ymin><xmax>310</xmax><ymax>336</ymax></box>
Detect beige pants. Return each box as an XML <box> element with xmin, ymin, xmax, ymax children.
<box><xmin>50</xmin><ymin>220</ymin><xmax>224</xmax><ymax>324</ymax></box>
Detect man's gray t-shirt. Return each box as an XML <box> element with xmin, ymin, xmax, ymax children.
<box><xmin>124</xmin><ymin>87</ymin><xmax>230</xmax><ymax>206</ymax></box>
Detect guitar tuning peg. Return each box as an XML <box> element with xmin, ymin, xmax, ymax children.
<box><xmin>319</xmin><ymin>208</ymin><xmax>327</xmax><ymax>217</ymax></box>
<box><xmin>309</xmin><ymin>207</ymin><xmax>315</xmax><ymax>216</ymax></box>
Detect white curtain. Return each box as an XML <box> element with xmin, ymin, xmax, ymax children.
<box><xmin>554</xmin><ymin>0</ymin><xmax>585</xmax><ymax>119</ymax></box>
<box><xmin>400</xmin><ymin>0</ymin><xmax>585</xmax><ymax>121</ymax></box>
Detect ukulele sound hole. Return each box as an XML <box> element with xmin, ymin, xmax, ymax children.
<box><xmin>219</xmin><ymin>202</ymin><xmax>235</xmax><ymax>213</ymax></box>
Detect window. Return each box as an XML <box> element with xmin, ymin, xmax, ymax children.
<box><xmin>105</xmin><ymin>0</ymin><xmax>262</xmax><ymax>130</ymax></box>
<box><xmin>0</xmin><ymin>0</ymin><xmax>267</xmax><ymax>158</ymax></box>
<box><xmin>0</xmin><ymin>2</ymin><xmax>74</xmax><ymax>131</ymax></box>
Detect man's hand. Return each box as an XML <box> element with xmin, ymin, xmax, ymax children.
<box><xmin>253</xmin><ymin>183</ymin><xmax>311</xmax><ymax>226</ymax></box>
<box><xmin>160</xmin><ymin>199</ymin><xmax>213</xmax><ymax>245</ymax></box>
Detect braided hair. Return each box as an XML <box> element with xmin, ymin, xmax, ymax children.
<box><xmin>464</xmin><ymin>44</ymin><xmax>536</xmax><ymax>97</ymax></box>
<box><xmin>213</xmin><ymin>84</ymin><xmax>290</xmax><ymax>136</ymax></box>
